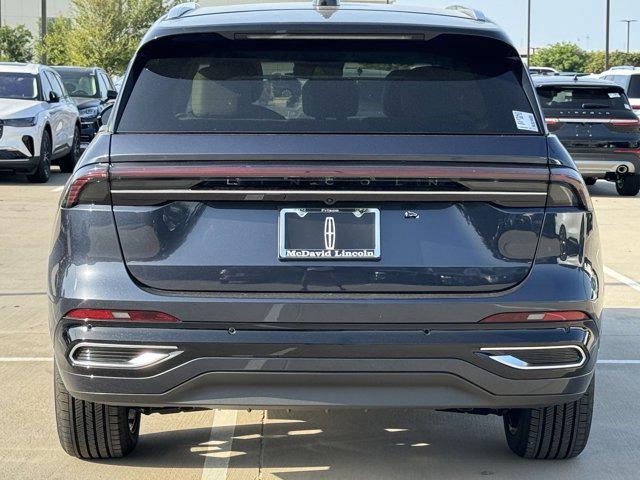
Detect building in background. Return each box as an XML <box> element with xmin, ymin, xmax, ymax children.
<box><xmin>0</xmin><ymin>0</ymin><xmax>329</xmax><ymax>37</ymax></box>
<box><xmin>0</xmin><ymin>0</ymin><xmax>71</xmax><ymax>36</ymax></box>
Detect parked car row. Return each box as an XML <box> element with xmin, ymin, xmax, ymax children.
<box><xmin>0</xmin><ymin>62</ymin><xmax>117</xmax><ymax>182</ymax></box>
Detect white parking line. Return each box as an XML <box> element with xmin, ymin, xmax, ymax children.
<box><xmin>200</xmin><ymin>409</ymin><xmax>238</xmax><ymax>480</ymax></box>
<box><xmin>0</xmin><ymin>357</ymin><xmax>52</xmax><ymax>362</ymax></box>
<box><xmin>604</xmin><ymin>266</ymin><xmax>640</xmax><ymax>294</ymax></box>
<box><xmin>598</xmin><ymin>360</ymin><xmax>640</xmax><ymax>364</ymax></box>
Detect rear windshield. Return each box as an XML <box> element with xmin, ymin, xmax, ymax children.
<box><xmin>117</xmin><ymin>34</ymin><xmax>538</xmax><ymax>135</ymax></box>
<box><xmin>537</xmin><ymin>86</ymin><xmax>629</xmax><ymax>110</ymax></box>
<box><xmin>628</xmin><ymin>76</ymin><xmax>640</xmax><ymax>98</ymax></box>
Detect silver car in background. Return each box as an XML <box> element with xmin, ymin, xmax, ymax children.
<box><xmin>0</xmin><ymin>63</ymin><xmax>80</xmax><ymax>182</ymax></box>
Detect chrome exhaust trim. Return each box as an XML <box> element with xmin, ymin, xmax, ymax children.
<box><xmin>617</xmin><ymin>164</ymin><xmax>630</xmax><ymax>175</ymax></box>
<box><xmin>69</xmin><ymin>342</ymin><xmax>182</xmax><ymax>369</ymax></box>
<box><xmin>480</xmin><ymin>345</ymin><xmax>587</xmax><ymax>370</ymax></box>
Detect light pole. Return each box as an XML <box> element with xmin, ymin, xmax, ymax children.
<box><xmin>605</xmin><ymin>0</ymin><xmax>610</xmax><ymax>70</ymax></box>
<box><xmin>41</xmin><ymin>0</ymin><xmax>47</xmax><ymax>63</ymax></box>
<box><xmin>526</xmin><ymin>0</ymin><xmax>531</xmax><ymax>64</ymax></box>
<box><xmin>621</xmin><ymin>19</ymin><xmax>638</xmax><ymax>53</ymax></box>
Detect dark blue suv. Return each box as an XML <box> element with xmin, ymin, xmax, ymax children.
<box><xmin>49</xmin><ymin>2</ymin><xmax>602</xmax><ymax>460</ymax></box>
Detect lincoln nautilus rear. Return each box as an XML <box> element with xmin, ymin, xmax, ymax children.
<box><xmin>48</xmin><ymin>1</ymin><xmax>602</xmax><ymax>461</ymax></box>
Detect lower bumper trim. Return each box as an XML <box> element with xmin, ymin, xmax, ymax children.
<box><xmin>67</xmin><ymin>370</ymin><xmax>594</xmax><ymax>410</ymax></box>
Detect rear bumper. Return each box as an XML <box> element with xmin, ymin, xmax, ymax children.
<box><xmin>569</xmin><ymin>151</ymin><xmax>640</xmax><ymax>178</ymax></box>
<box><xmin>55</xmin><ymin>321</ymin><xmax>597</xmax><ymax>409</ymax></box>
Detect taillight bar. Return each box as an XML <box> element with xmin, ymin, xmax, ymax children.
<box><xmin>545</xmin><ymin>117</ymin><xmax>639</xmax><ymax>125</ymax></box>
<box><xmin>110</xmin><ymin>163</ymin><xmax>549</xmax><ymax>181</ymax></box>
<box><xmin>64</xmin><ymin>309</ymin><xmax>180</xmax><ymax>323</ymax></box>
<box><xmin>611</xmin><ymin>118</ymin><xmax>640</xmax><ymax>126</ymax></box>
<box><xmin>613</xmin><ymin>148</ymin><xmax>640</xmax><ymax>157</ymax></box>
<box><xmin>480</xmin><ymin>311</ymin><xmax>589</xmax><ymax>323</ymax></box>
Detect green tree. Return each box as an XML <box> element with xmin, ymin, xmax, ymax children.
<box><xmin>40</xmin><ymin>0</ymin><xmax>176</xmax><ymax>74</ymax></box>
<box><xmin>529</xmin><ymin>42</ymin><xmax>589</xmax><ymax>73</ymax></box>
<box><xmin>38</xmin><ymin>17</ymin><xmax>73</xmax><ymax>66</ymax></box>
<box><xmin>0</xmin><ymin>25</ymin><xmax>34</xmax><ymax>62</ymax></box>
<box><xmin>584</xmin><ymin>51</ymin><xmax>640</xmax><ymax>74</ymax></box>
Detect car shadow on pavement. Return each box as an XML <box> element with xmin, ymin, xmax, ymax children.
<box><xmin>109</xmin><ymin>406</ymin><xmax>629</xmax><ymax>479</ymax></box>
<box><xmin>0</xmin><ymin>167</ymin><xmax>69</xmax><ymax>186</ymax></box>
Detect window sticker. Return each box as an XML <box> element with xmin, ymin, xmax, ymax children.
<box><xmin>512</xmin><ymin>111</ymin><xmax>538</xmax><ymax>132</ymax></box>
<box><xmin>609</xmin><ymin>92</ymin><xmax>621</xmax><ymax>98</ymax></box>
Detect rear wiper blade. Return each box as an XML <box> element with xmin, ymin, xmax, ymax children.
<box><xmin>582</xmin><ymin>103</ymin><xmax>609</xmax><ymax>109</ymax></box>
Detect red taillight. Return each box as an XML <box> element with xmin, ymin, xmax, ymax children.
<box><xmin>480</xmin><ymin>311</ymin><xmax>589</xmax><ymax>323</ymax></box>
<box><xmin>547</xmin><ymin>167</ymin><xmax>593</xmax><ymax>211</ymax></box>
<box><xmin>64</xmin><ymin>309</ymin><xmax>180</xmax><ymax>323</ymax></box>
<box><xmin>611</xmin><ymin>118</ymin><xmax>640</xmax><ymax>126</ymax></box>
<box><xmin>632</xmin><ymin>105</ymin><xmax>640</xmax><ymax>110</ymax></box>
<box><xmin>613</xmin><ymin>148</ymin><xmax>640</xmax><ymax>157</ymax></box>
<box><xmin>545</xmin><ymin>117</ymin><xmax>560</xmax><ymax>125</ymax></box>
<box><xmin>62</xmin><ymin>164</ymin><xmax>109</xmax><ymax>208</ymax></box>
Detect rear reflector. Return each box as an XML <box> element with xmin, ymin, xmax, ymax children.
<box><xmin>64</xmin><ymin>309</ymin><xmax>180</xmax><ymax>323</ymax></box>
<box><xmin>480</xmin><ymin>311</ymin><xmax>589</xmax><ymax>323</ymax></box>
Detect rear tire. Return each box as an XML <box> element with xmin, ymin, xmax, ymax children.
<box><xmin>503</xmin><ymin>378</ymin><xmax>594</xmax><ymax>459</ymax></box>
<box><xmin>54</xmin><ymin>363</ymin><xmax>140</xmax><ymax>459</ymax></box>
<box><xmin>616</xmin><ymin>174</ymin><xmax>640</xmax><ymax>196</ymax></box>
<box><xmin>584</xmin><ymin>177</ymin><xmax>597</xmax><ymax>186</ymax></box>
<box><xmin>26</xmin><ymin>131</ymin><xmax>51</xmax><ymax>183</ymax></box>
<box><xmin>58</xmin><ymin>125</ymin><xmax>81</xmax><ymax>173</ymax></box>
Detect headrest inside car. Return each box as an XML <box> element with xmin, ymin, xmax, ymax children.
<box><xmin>302</xmin><ymin>79</ymin><xmax>359</xmax><ymax>119</ymax></box>
<box><xmin>190</xmin><ymin>59</ymin><xmax>264</xmax><ymax>117</ymax></box>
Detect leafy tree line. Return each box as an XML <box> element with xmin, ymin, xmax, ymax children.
<box><xmin>530</xmin><ymin>42</ymin><xmax>640</xmax><ymax>73</ymax></box>
<box><xmin>0</xmin><ymin>0</ymin><xmax>176</xmax><ymax>74</ymax></box>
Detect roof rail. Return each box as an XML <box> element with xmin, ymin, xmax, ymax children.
<box><xmin>165</xmin><ymin>2</ymin><xmax>199</xmax><ymax>20</ymax></box>
<box><xmin>445</xmin><ymin>5</ymin><xmax>487</xmax><ymax>22</ymax></box>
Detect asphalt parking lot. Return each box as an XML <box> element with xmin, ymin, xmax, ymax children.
<box><xmin>0</xmin><ymin>170</ymin><xmax>639</xmax><ymax>480</ymax></box>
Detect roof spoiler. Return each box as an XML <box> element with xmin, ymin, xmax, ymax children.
<box><xmin>445</xmin><ymin>5</ymin><xmax>487</xmax><ymax>22</ymax></box>
<box><xmin>165</xmin><ymin>2</ymin><xmax>199</xmax><ymax>20</ymax></box>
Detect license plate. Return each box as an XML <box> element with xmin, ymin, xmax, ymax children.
<box><xmin>279</xmin><ymin>208</ymin><xmax>380</xmax><ymax>260</ymax></box>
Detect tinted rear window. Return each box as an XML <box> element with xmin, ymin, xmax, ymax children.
<box><xmin>117</xmin><ymin>34</ymin><xmax>538</xmax><ymax>135</ymax></box>
<box><xmin>628</xmin><ymin>76</ymin><xmax>640</xmax><ymax>98</ymax></box>
<box><xmin>537</xmin><ymin>86</ymin><xmax>629</xmax><ymax>110</ymax></box>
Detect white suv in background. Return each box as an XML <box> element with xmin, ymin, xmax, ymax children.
<box><xmin>0</xmin><ymin>63</ymin><xmax>80</xmax><ymax>182</ymax></box>
<box><xmin>600</xmin><ymin>67</ymin><xmax>640</xmax><ymax>117</ymax></box>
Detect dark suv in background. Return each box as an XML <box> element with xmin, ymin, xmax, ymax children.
<box><xmin>53</xmin><ymin>66</ymin><xmax>118</xmax><ymax>147</ymax></box>
<box><xmin>535</xmin><ymin>75</ymin><xmax>640</xmax><ymax>195</ymax></box>
<box><xmin>50</xmin><ymin>2</ymin><xmax>602</xmax><ymax>461</ymax></box>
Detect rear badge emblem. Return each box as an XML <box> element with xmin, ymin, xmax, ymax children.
<box><xmin>324</xmin><ymin>217</ymin><xmax>336</xmax><ymax>250</ymax></box>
